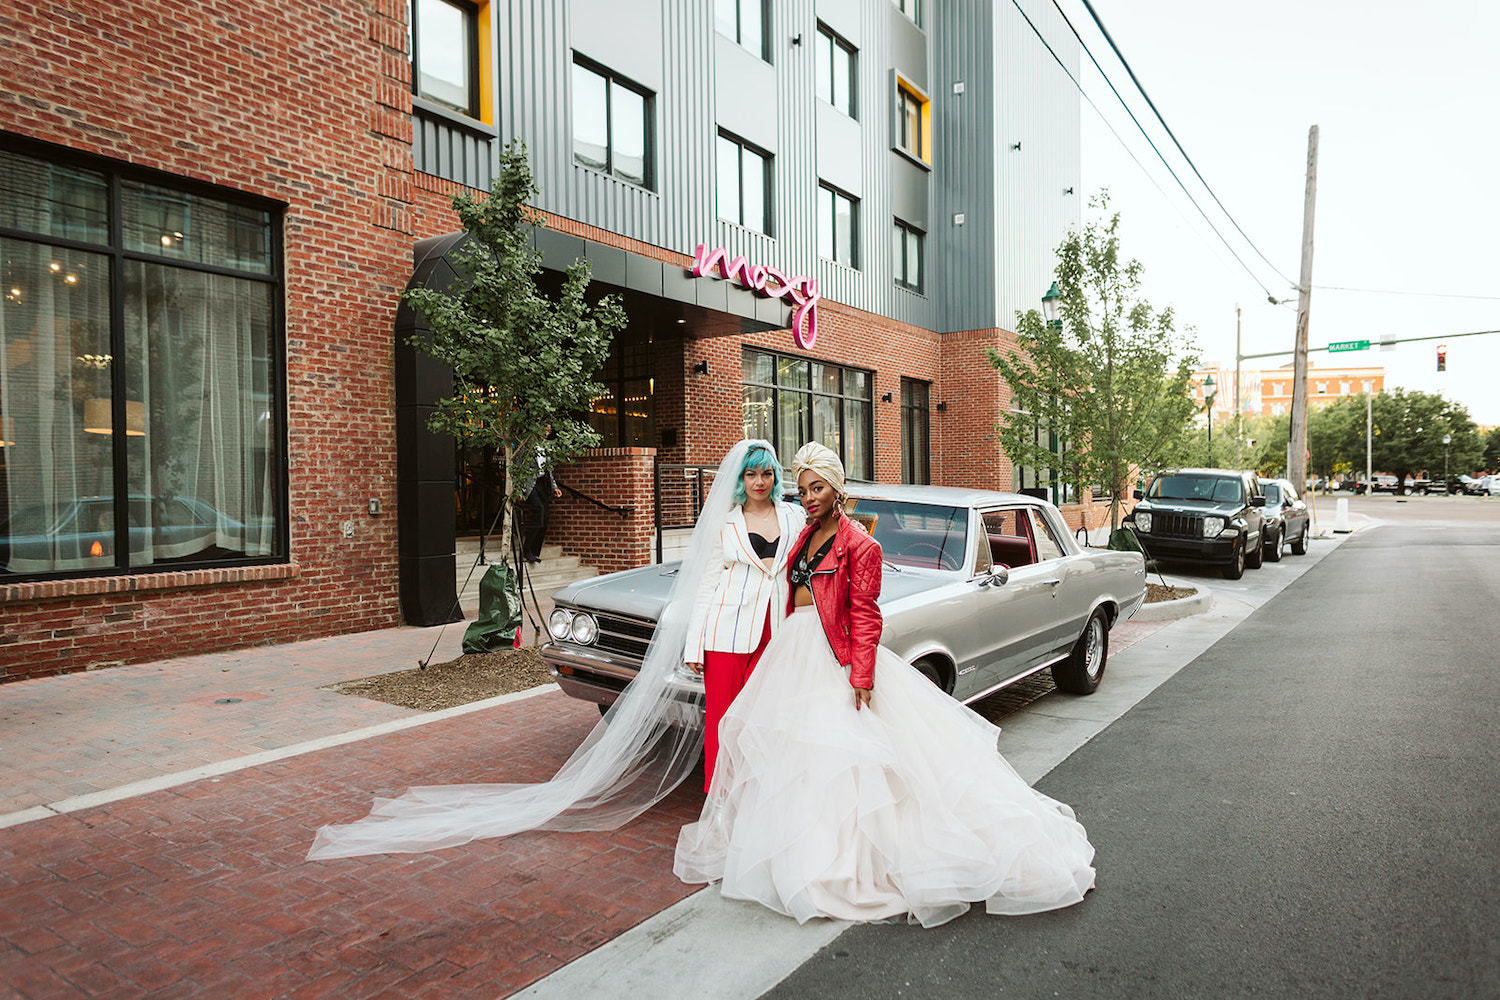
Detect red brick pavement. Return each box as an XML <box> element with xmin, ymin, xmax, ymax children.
<box><xmin>0</xmin><ymin>690</ymin><xmax>704</xmax><ymax>1000</ymax></box>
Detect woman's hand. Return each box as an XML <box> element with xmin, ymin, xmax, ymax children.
<box><xmin>687</xmin><ymin>661</ymin><xmax>704</xmax><ymax>675</ymax></box>
<box><xmin>854</xmin><ymin>686</ymin><xmax>872</xmax><ymax>711</ymax></box>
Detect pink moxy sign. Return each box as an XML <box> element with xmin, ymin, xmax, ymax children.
<box><xmin>690</xmin><ymin>244</ymin><xmax>821</xmax><ymax>349</ymax></box>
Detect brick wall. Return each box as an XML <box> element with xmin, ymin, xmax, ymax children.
<box><xmin>550</xmin><ymin>450</ymin><xmax>657</xmax><ymax>575</ymax></box>
<box><xmin>0</xmin><ymin>0</ymin><xmax>413</xmax><ymax>680</ymax></box>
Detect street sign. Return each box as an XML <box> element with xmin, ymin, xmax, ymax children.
<box><xmin>1327</xmin><ymin>339</ymin><xmax>1371</xmax><ymax>353</ymax></box>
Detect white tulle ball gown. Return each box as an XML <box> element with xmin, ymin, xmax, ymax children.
<box><xmin>673</xmin><ymin>607</ymin><xmax>1096</xmax><ymax>928</ymax></box>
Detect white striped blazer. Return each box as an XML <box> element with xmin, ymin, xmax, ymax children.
<box><xmin>683</xmin><ymin>501</ymin><xmax>804</xmax><ymax>663</ymax></box>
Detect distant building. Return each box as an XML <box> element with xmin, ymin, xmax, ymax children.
<box><xmin>1192</xmin><ymin>364</ymin><xmax>1386</xmax><ymax>420</ymax></box>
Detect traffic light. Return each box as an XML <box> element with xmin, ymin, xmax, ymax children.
<box><xmin>1437</xmin><ymin>344</ymin><xmax>1447</xmax><ymax>371</ymax></box>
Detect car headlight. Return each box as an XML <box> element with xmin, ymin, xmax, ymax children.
<box><xmin>569</xmin><ymin>612</ymin><xmax>599</xmax><ymax>645</ymax></box>
<box><xmin>1134</xmin><ymin>510</ymin><xmax>1152</xmax><ymax>533</ymax></box>
<box><xmin>1202</xmin><ymin>516</ymin><xmax>1226</xmax><ymax>537</ymax></box>
<box><xmin>548</xmin><ymin>609</ymin><xmax>574</xmax><ymax>640</ymax></box>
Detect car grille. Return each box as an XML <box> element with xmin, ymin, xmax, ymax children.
<box><xmin>592</xmin><ymin>612</ymin><xmax>656</xmax><ymax>663</ymax></box>
<box><xmin>1150</xmin><ymin>512</ymin><xmax>1203</xmax><ymax>539</ymax></box>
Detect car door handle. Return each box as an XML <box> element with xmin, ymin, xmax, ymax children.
<box><xmin>1043</xmin><ymin>578</ymin><xmax>1062</xmax><ymax>594</ymax></box>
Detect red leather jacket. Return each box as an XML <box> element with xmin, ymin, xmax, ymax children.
<box><xmin>785</xmin><ymin>512</ymin><xmax>883</xmax><ymax>690</ymax></box>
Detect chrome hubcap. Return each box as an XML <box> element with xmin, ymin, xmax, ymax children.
<box><xmin>1085</xmin><ymin>619</ymin><xmax>1104</xmax><ymax>679</ymax></box>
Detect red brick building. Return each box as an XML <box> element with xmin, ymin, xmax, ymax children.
<box><xmin>2</xmin><ymin>0</ymin><xmax>1110</xmax><ymax>680</ymax></box>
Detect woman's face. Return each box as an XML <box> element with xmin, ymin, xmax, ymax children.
<box><xmin>743</xmin><ymin>465</ymin><xmax>776</xmax><ymax>503</ymax></box>
<box><xmin>797</xmin><ymin>469</ymin><xmax>838</xmax><ymax>521</ymax></box>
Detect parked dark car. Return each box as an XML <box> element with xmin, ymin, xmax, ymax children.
<box><xmin>1260</xmin><ymin>478</ymin><xmax>1310</xmax><ymax>560</ymax></box>
<box><xmin>1129</xmin><ymin>468</ymin><xmax>1266</xmax><ymax>580</ymax></box>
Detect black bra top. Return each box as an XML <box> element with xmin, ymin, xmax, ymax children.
<box><xmin>747</xmin><ymin>531</ymin><xmax>779</xmax><ymax>559</ymax></box>
<box><xmin>790</xmin><ymin>533</ymin><xmax>837</xmax><ymax>588</ymax></box>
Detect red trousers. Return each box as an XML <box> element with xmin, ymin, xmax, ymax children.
<box><xmin>701</xmin><ymin>607</ymin><xmax>773</xmax><ymax>792</ymax></box>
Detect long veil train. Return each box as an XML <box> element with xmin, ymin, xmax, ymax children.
<box><xmin>306</xmin><ymin>440</ymin><xmax>759</xmax><ymax>859</ymax></box>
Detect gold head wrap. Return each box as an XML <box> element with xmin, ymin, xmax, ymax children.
<box><xmin>791</xmin><ymin>441</ymin><xmax>846</xmax><ymax>497</ymax></box>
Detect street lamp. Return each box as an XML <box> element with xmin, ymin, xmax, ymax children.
<box><xmin>1443</xmin><ymin>433</ymin><xmax>1452</xmax><ymax>494</ymax></box>
<box><xmin>1041</xmin><ymin>281</ymin><xmax>1061</xmax><ymax>330</ymax></box>
<box><xmin>1203</xmin><ymin>374</ymin><xmax>1217</xmax><ymax>467</ymax></box>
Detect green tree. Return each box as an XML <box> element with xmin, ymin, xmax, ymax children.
<box><xmin>403</xmin><ymin>141</ymin><xmax>627</xmax><ymax>557</ymax></box>
<box><xmin>989</xmin><ymin>194</ymin><xmax>1199</xmax><ymax>528</ymax></box>
<box><xmin>1482</xmin><ymin>426</ymin><xmax>1500</xmax><ymax>474</ymax></box>
<box><xmin>1324</xmin><ymin>389</ymin><xmax>1480</xmax><ymax>491</ymax></box>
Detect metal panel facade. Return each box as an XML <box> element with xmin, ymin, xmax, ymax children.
<box><xmin>485</xmin><ymin>0</ymin><xmax>1078</xmax><ymax>336</ymax></box>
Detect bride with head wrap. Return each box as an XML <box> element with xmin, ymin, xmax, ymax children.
<box><xmin>674</xmin><ymin>442</ymin><xmax>1097</xmax><ymax>927</ymax></box>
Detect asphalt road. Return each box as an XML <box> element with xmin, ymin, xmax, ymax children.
<box><xmin>764</xmin><ymin>512</ymin><xmax>1500</xmax><ymax>999</ymax></box>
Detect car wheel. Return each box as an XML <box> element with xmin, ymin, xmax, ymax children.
<box><xmin>1245</xmin><ymin>532</ymin><xmax>1264</xmax><ymax>569</ymax></box>
<box><xmin>1265</xmin><ymin>527</ymin><xmax>1283</xmax><ymax>562</ymax></box>
<box><xmin>912</xmin><ymin>657</ymin><xmax>950</xmax><ymax>693</ymax></box>
<box><xmin>1290</xmin><ymin>521</ymin><xmax>1308</xmax><ymax>555</ymax></box>
<box><xmin>1052</xmin><ymin>607</ymin><xmax>1108</xmax><ymax>695</ymax></box>
<box><xmin>1224</xmin><ymin>538</ymin><xmax>1246</xmax><ymax>580</ymax></box>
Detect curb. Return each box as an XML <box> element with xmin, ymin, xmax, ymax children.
<box><xmin>1130</xmin><ymin>583</ymin><xmax>1214</xmax><ymax>622</ymax></box>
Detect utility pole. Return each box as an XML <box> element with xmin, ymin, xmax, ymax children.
<box><xmin>1288</xmin><ymin>125</ymin><xmax>1318</xmax><ymax>491</ymax></box>
<box><xmin>1234</xmin><ymin>304</ymin><xmax>1242</xmax><ymax>468</ymax></box>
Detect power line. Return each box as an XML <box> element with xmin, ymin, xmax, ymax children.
<box><xmin>1313</xmin><ymin>284</ymin><xmax>1500</xmax><ymax>302</ymax></box>
<box><xmin>1076</xmin><ymin>0</ymin><xmax>1299</xmax><ymax>289</ymax></box>
<box><xmin>1012</xmin><ymin>0</ymin><xmax>1282</xmax><ymax>300</ymax></box>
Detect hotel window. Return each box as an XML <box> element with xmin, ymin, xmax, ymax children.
<box><xmin>742</xmin><ymin>349</ymin><xmax>872</xmax><ymax>482</ymax></box>
<box><xmin>411</xmin><ymin>0</ymin><xmax>481</xmax><ymax>118</ymax></box>
<box><xmin>817</xmin><ymin>182</ymin><xmax>858</xmax><ymax>268</ymax></box>
<box><xmin>895</xmin><ymin>79</ymin><xmax>929</xmax><ymax>162</ymax></box>
<box><xmin>900</xmin><ymin>378</ymin><xmax>930</xmax><ymax>485</ymax></box>
<box><xmin>716</xmin><ymin>131</ymin><xmax>771</xmax><ymax>234</ymax></box>
<box><xmin>1317</xmin><ymin>381</ymin><xmax>1327</xmax><ymax>394</ymax></box>
<box><xmin>893</xmin><ymin>219</ymin><xmax>923</xmax><ymax>292</ymax></box>
<box><xmin>0</xmin><ymin>142</ymin><xmax>285</xmax><ymax>579</ymax></box>
<box><xmin>815</xmin><ymin>23</ymin><xmax>857</xmax><ymax>118</ymax></box>
<box><xmin>1341</xmin><ymin>380</ymin><xmax>1350</xmax><ymax>394</ymax></box>
<box><xmin>894</xmin><ymin>0</ymin><xmax>924</xmax><ymax>28</ymax></box>
<box><xmin>572</xmin><ymin>58</ymin><xmax>652</xmax><ymax>188</ymax></box>
<box><xmin>715</xmin><ymin>0</ymin><xmax>767</xmax><ymax>60</ymax></box>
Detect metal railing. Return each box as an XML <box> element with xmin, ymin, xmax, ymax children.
<box><xmin>655</xmin><ymin>461</ymin><xmax>720</xmax><ymax>563</ymax></box>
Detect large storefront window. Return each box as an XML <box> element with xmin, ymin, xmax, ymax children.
<box><xmin>742</xmin><ymin>348</ymin><xmax>871</xmax><ymax>481</ymax></box>
<box><xmin>1011</xmin><ymin>410</ymin><xmax>1074</xmax><ymax>505</ymax></box>
<box><xmin>0</xmin><ymin>143</ymin><xmax>283</xmax><ymax>578</ymax></box>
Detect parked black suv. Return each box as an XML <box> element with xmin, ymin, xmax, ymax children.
<box><xmin>1129</xmin><ymin>469</ymin><xmax>1267</xmax><ymax>580</ymax></box>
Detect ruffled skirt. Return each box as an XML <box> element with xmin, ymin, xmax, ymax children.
<box><xmin>673</xmin><ymin>608</ymin><xmax>1095</xmax><ymax>928</ymax></box>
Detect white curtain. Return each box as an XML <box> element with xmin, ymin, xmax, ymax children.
<box><xmin>123</xmin><ymin>262</ymin><xmax>276</xmax><ymax>565</ymax></box>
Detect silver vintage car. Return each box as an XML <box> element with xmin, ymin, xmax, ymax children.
<box><xmin>542</xmin><ymin>484</ymin><xmax>1146</xmax><ymax>710</ymax></box>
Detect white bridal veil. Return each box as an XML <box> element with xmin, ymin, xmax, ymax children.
<box><xmin>306</xmin><ymin>439</ymin><xmax>764</xmax><ymax>859</ymax></box>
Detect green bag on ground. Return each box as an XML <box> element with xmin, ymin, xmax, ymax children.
<box><xmin>462</xmin><ymin>562</ymin><xmax>523</xmax><ymax>653</ymax></box>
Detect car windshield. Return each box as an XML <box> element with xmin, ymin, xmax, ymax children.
<box><xmin>845</xmin><ymin>498</ymin><xmax>968</xmax><ymax>570</ymax></box>
<box><xmin>1148</xmin><ymin>474</ymin><xmax>1243</xmax><ymax>505</ymax></box>
<box><xmin>1263</xmin><ymin>483</ymin><xmax>1282</xmax><ymax>504</ymax></box>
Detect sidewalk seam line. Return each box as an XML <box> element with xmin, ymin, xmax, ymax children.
<box><xmin>0</xmin><ymin>682</ymin><xmax>558</xmax><ymax>830</ymax></box>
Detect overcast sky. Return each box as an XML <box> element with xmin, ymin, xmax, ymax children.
<box><xmin>1065</xmin><ymin>0</ymin><xmax>1499</xmax><ymax>426</ymax></box>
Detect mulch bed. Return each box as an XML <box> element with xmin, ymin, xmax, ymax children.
<box><xmin>324</xmin><ymin>647</ymin><xmax>556</xmax><ymax>712</ymax></box>
<box><xmin>1145</xmin><ymin>582</ymin><xmax>1197</xmax><ymax>603</ymax></box>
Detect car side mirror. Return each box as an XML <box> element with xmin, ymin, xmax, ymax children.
<box><xmin>984</xmin><ymin>565</ymin><xmax>1010</xmax><ymax>588</ymax></box>
<box><xmin>1133</xmin><ymin>489</ymin><xmax>1144</xmax><ymax>500</ymax></box>
<box><xmin>1251</xmin><ymin>496</ymin><xmax>1266</xmax><ymax>507</ymax></box>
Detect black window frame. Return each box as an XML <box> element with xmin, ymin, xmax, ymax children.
<box><xmin>899</xmin><ymin>377</ymin><xmax>930</xmax><ymax>485</ymax></box>
<box><xmin>741</xmin><ymin>348</ymin><xmax>874</xmax><ymax>483</ymax></box>
<box><xmin>893</xmin><ymin>218</ymin><xmax>923</xmax><ymax>293</ymax></box>
<box><xmin>410</xmin><ymin>0</ymin><xmax>481</xmax><ymax>119</ymax></box>
<box><xmin>815</xmin><ymin>22</ymin><xmax>858</xmax><ymax>119</ymax></box>
<box><xmin>0</xmin><ymin>134</ymin><xmax>289</xmax><ymax>582</ymax></box>
<box><xmin>817</xmin><ymin>181</ymin><xmax>859</xmax><ymax>269</ymax></box>
<box><xmin>571</xmin><ymin>55</ymin><xmax>656</xmax><ymax>190</ymax></box>
<box><xmin>715</xmin><ymin>0</ymin><xmax>770</xmax><ymax>61</ymax></box>
<box><xmin>715</xmin><ymin>130</ymin><xmax>773</xmax><ymax>235</ymax></box>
